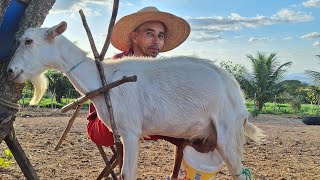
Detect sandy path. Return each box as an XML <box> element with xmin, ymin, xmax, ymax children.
<box><xmin>0</xmin><ymin>113</ymin><xmax>319</xmax><ymax>179</ymax></box>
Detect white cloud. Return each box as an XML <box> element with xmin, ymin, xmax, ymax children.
<box><xmin>313</xmin><ymin>41</ymin><xmax>320</xmax><ymax>46</ymax></box>
<box><xmin>301</xmin><ymin>32</ymin><xmax>320</xmax><ymax>39</ymax></box>
<box><xmin>283</xmin><ymin>37</ymin><xmax>293</xmax><ymax>40</ymax></box>
<box><xmin>303</xmin><ymin>0</ymin><xmax>320</xmax><ymax>7</ymax></box>
<box><xmin>188</xmin><ymin>8</ymin><xmax>313</xmax><ymax>37</ymax></box>
<box><xmin>50</xmin><ymin>0</ymin><xmax>113</xmax><ymax>16</ymax></box>
<box><xmin>190</xmin><ymin>34</ymin><xmax>223</xmax><ymax>42</ymax></box>
<box><xmin>248</xmin><ymin>37</ymin><xmax>272</xmax><ymax>42</ymax></box>
<box><xmin>271</xmin><ymin>9</ymin><xmax>313</xmax><ymax>22</ymax></box>
<box><xmin>234</xmin><ymin>35</ymin><xmax>244</xmax><ymax>39</ymax></box>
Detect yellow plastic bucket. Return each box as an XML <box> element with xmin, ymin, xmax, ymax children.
<box><xmin>177</xmin><ymin>146</ymin><xmax>222</xmax><ymax>180</ymax></box>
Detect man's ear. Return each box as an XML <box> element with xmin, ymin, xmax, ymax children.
<box><xmin>46</xmin><ymin>21</ymin><xmax>67</xmax><ymax>40</ymax></box>
<box><xmin>130</xmin><ymin>31</ymin><xmax>138</xmax><ymax>44</ymax></box>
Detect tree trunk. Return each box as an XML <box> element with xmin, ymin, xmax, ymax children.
<box><xmin>0</xmin><ymin>0</ymin><xmax>11</xmax><ymax>23</ymax></box>
<box><xmin>0</xmin><ymin>0</ymin><xmax>55</xmax><ymax>141</ymax></box>
<box><xmin>0</xmin><ymin>0</ymin><xmax>55</xmax><ymax>179</ymax></box>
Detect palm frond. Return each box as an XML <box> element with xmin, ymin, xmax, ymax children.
<box><xmin>270</xmin><ymin>61</ymin><xmax>292</xmax><ymax>82</ymax></box>
<box><xmin>305</xmin><ymin>70</ymin><xmax>320</xmax><ymax>84</ymax></box>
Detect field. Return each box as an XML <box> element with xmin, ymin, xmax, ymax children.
<box><xmin>0</xmin><ymin>109</ymin><xmax>319</xmax><ymax>179</ymax></box>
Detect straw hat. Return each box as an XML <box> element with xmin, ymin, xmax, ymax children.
<box><xmin>111</xmin><ymin>6</ymin><xmax>190</xmax><ymax>52</ymax></box>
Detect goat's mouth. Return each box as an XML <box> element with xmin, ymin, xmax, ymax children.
<box><xmin>9</xmin><ymin>70</ymin><xmax>23</xmax><ymax>81</ymax></box>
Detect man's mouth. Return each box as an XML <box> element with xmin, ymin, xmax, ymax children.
<box><xmin>149</xmin><ymin>48</ymin><xmax>159</xmax><ymax>52</ymax></box>
<box><xmin>148</xmin><ymin>45</ymin><xmax>160</xmax><ymax>51</ymax></box>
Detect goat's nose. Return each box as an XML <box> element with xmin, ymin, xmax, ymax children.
<box><xmin>7</xmin><ymin>68</ymin><xmax>13</xmax><ymax>75</ymax></box>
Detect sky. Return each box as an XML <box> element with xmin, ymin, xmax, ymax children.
<box><xmin>42</xmin><ymin>0</ymin><xmax>320</xmax><ymax>75</ymax></box>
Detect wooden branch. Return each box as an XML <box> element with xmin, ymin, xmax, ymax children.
<box><xmin>79</xmin><ymin>9</ymin><xmax>100</xmax><ymax>58</ymax></box>
<box><xmin>61</xmin><ymin>75</ymin><xmax>137</xmax><ymax>113</ymax></box>
<box><xmin>99</xmin><ymin>0</ymin><xmax>119</xmax><ymax>60</ymax></box>
<box><xmin>79</xmin><ymin>8</ymin><xmax>122</xmax><ymax>178</ymax></box>
<box><xmin>54</xmin><ymin>104</ymin><xmax>83</xmax><ymax>151</ymax></box>
<box><xmin>96</xmin><ymin>145</ymin><xmax>117</xmax><ymax>179</ymax></box>
<box><xmin>5</xmin><ymin>136</ymin><xmax>39</xmax><ymax>180</ymax></box>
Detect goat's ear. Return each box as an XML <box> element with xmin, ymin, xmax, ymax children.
<box><xmin>46</xmin><ymin>21</ymin><xmax>67</xmax><ymax>40</ymax></box>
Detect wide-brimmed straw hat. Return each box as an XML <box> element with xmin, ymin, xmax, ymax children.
<box><xmin>111</xmin><ymin>6</ymin><xmax>190</xmax><ymax>52</ymax></box>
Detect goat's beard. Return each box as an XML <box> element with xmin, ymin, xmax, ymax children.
<box><xmin>29</xmin><ymin>73</ymin><xmax>48</xmax><ymax>105</ymax></box>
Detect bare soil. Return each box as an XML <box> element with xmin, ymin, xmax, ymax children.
<box><xmin>0</xmin><ymin>108</ymin><xmax>319</xmax><ymax>179</ymax></box>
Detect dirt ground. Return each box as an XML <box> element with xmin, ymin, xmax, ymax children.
<box><xmin>0</xmin><ymin>108</ymin><xmax>319</xmax><ymax>179</ymax></box>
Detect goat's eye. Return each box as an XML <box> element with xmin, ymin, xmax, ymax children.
<box><xmin>25</xmin><ymin>39</ymin><xmax>33</xmax><ymax>45</ymax></box>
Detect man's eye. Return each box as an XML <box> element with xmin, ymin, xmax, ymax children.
<box><xmin>25</xmin><ymin>39</ymin><xmax>33</xmax><ymax>45</ymax></box>
<box><xmin>146</xmin><ymin>32</ymin><xmax>152</xmax><ymax>36</ymax></box>
<box><xmin>159</xmin><ymin>34</ymin><xmax>164</xmax><ymax>39</ymax></box>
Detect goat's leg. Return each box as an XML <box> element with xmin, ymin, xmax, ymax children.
<box><xmin>170</xmin><ymin>142</ymin><xmax>186</xmax><ymax>180</ymax></box>
<box><xmin>155</xmin><ymin>136</ymin><xmax>186</xmax><ymax>180</ymax></box>
<box><xmin>217</xmin><ymin>146</ymin><xmax>245</xmax><ymax>180</ymax></box>
<box><xmin>216</xmin><ymin>126</ymin><xmax>246</xmax><ymax>180</ymax></box>
<box><xmin>120</xmin><ymin>134</ymin><xmax>140</xmax><ymax>180</ymax></box>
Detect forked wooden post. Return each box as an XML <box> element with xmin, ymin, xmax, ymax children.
<box><xmin>78</xmin><ymin>1</ymin><xmax>123</xmax><ymax>174</ymax></box>
<box><xmin>55</xmin><ymin>0</ymin><xmax>127</xmax><ymax>179</ymax></box>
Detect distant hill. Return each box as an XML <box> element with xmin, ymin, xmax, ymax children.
<box><xmin>285</xmin><ymin>73</ymin><xmax>316</xmax><ymax>85</ymax></box>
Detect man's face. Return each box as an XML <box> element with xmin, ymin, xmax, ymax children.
<box><xmin>130</xmin><ymin>21</ymin><xmax>165</xmax><ymax>57</ymax></box>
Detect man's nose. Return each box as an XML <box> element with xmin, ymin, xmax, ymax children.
<box><xmin>152</xmin><ymin>36</ymin><xmax>160</xmax><ymax>44</ymax></box>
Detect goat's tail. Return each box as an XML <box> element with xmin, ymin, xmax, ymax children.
<box><xmin>244</xmin><ymin>118</ymin><xmax>266</xmax><ymax>143</ymax></box>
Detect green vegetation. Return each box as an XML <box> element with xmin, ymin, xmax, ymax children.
<box><xmin>22</xmin><ymin>70</ymin><xmax>80</xmax><ymax>104</ymax></box>
<box><xmin>0</xmin><ymin>149</ymin><xmax>13</xmax><ymax>168</ymax></box>
<box><xmin>18</xmin><ymin>96</ymin><xmax>319</xmax><ymax>116</ymax></box>
<box><xmin>18</xmin><ymin>97</ymin><xmax>90</xmax><ymax>109</ymax></box>
<box><xmin>241</xmin><ymin>52</ymin><xmax>292</xmax><ymax>111</ymax></box>
<box><xmin>246</xmin><ymin>100</ymin><xmax>320</xmax><ymax>116</ymax></box>
<box><xmin>305</xmin><ymin>55</ymin><xmax>320</xmax><ymax>84</ymax></box>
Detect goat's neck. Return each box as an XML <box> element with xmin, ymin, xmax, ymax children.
<box><xmin>53</xmin><ymin>37</ymin><xmax>113</xmax><ymax>95</ymax></box>
<box><xmin>64</xmin><ymin>58</ymin><xmax>107</xmax><ymax>95</ymax></box>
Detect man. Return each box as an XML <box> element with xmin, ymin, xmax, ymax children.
<box><xmin>87</xmin><ymin>7</ymin><xmax>217</xmax><ymax>179</ymax></box>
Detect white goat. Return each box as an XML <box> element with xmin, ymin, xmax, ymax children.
<box><xmin>7</xmin><ymin>21</ymin><xmax>265</xmax><ymax>180</ymax></box>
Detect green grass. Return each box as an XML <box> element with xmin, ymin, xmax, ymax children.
<box><xmin>246</xmin><ymin>100</ymin><xmax>320</xmax><ymax>116</ymax></box>
<box><xmin>18</xmin><ymin>97</ymin><xmax>319</xmax><ymax>116</ymax></box>
<box><xmin>18</xmin><ymin>97</ymin><xmax>90</xmax><ymax>109</ymax></box>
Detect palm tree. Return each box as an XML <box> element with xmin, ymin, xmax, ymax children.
<box><xmin>305</xmin><ymin>55</ymin><xmax>320</xmax><ymax>84</ymax></box>
<box><xmin>241</xmin><ymin>52</ymin><xmax>292</xmax><ymax>110</ymax></box>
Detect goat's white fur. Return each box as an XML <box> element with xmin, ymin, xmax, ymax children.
<box><xmin>7</xmin><ymin>21</ymin><xmax>265</xmax><ymax>180</ymax></box>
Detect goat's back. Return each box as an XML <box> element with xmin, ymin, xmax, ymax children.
<box><xmin>103</xmin><ymin>56</ymin><xmax>246</xmax><ymax>138</ymax></box>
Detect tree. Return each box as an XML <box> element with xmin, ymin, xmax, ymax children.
<box><xmin>241</xmin><ymin>52</ymin><xmax>292</xmax><ymax>110</ymax></box>
<box><xmin>304</xmin><ymin>86</ymin><xmax>320</xmax><ymax>105</ymax></box>
<box><xmin>46</xmin><ymin>70</ymin><xmax>76</xmax><ymax>103</ymax></box>
<box><xmin>219</xmin><ymin>60</ymin><xmax>246</xmax><ymax>83</ymax></box>
<box><xmin>305</xmin><ymin>55</ymin><xmax>320</xmax><ymax>84</ymax></box>
<box><xmin>279</xmin><ymin>80</ymin><xmax>309</xmax><ymax>103</ymax></box>
<box><xmin>1</xmin><ymin>0</ymin><xmax>54</xmax><ymax>140</ymax></box>
<box><xmin>0</xmin><ymin>0</ymin><xmax>55</xmax><ymax>178</ymax></box>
